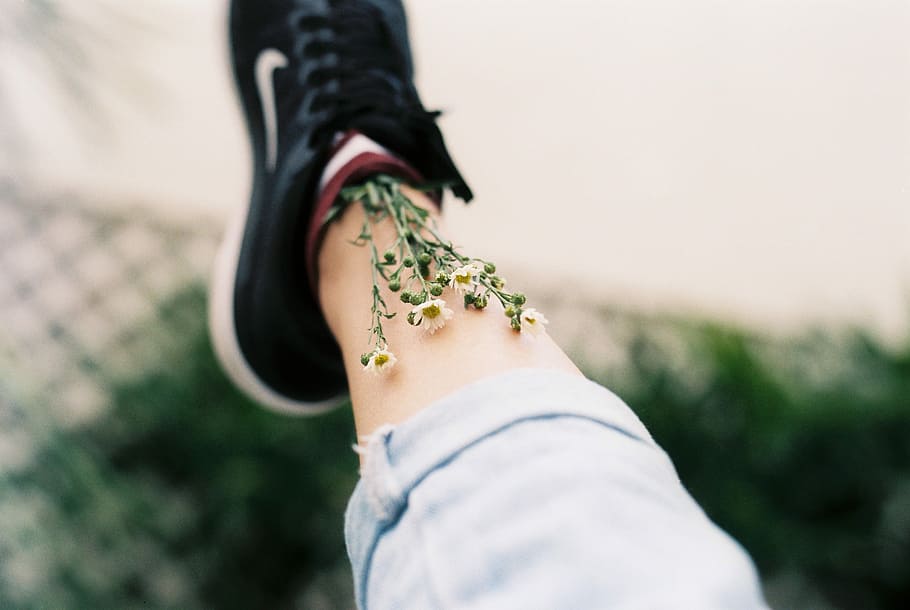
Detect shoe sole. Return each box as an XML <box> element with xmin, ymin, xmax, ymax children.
<box><xmin>211</xmin><ymin>0</ymin><xmax>346</xmax><ymax>415</ymax></box>
<box><xmin>208</xmin><ymin>195</ymin><xmax>347</xmax><ymax>416</ymax></box>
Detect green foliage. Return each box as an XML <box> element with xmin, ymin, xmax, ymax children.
<box><xmin>1</xmin><ymin>288</ymin><xmax>359</xmax><ymax>609</ymax></box>
<box><xmin>2</xmin><ymin>286</ymin><xmax>908</xmax><ymax>608</ymax></box>
<box><xmin>589</xmin><ymin>319</ymin><xmax>910</xmax><ymax>609</ymax></box>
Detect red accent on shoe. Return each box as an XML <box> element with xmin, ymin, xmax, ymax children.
<box><xmin>305</xmin><ymin>152</ymin><xmax>440</xmax><ymax>296</ymax></box>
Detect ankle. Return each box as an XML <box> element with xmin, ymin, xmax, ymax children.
<box><xmin>314</xmin><ymin>181</ymin><xmax>581</xmax><ymax>436</ymax></box>
<box><xmin>317</xmin><ymin>185</ymin><xmax>442</xmax><ymax>343</ymax></box>
<box><xmin>305</xmin><ymin>132</ymin><xmax>432</xmax><ymax>296</ymax></box>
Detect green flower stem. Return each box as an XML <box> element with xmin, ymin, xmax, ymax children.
<box><xmin>396</xmin><ymin>198</ymin><xmax>516</xmax><ymax>308</ymax></box>
<box><xmin>396</xmin><ymin>203</ymin><xmax>463</xmax><ymax>280</ymax></box>
<box><xmin>383</xmin><ymin>194</ymin><xmax>429</xmax><ymax>296</ymax></box>
<box><xmin>365</xmin><ymin>222</ymin><xmax>391</xmax><ymax>347</ymax></box>
<box><xmin>332</xmin><ymin>174</ymin><xmax>541</xmax><ymax>358</ymax></box>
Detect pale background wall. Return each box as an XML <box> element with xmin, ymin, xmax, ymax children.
<box><xmin>5</xmin><ymin>0</ymin><xmax>909</xmax><ymax>337</ymax></box>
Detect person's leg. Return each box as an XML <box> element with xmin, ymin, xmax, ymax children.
<box><xmin>322</xmin><ymin>183</ymin><xmax>768</xmax><ymax>609</ymax></box>
<box><xmin>317</xmin><ymin>185</ymin><xmax>581</xmax><ymax>439</ymax></box>
<box><xmin>220</xmin><ymin>1</ymin><xmax>768</xmax><ymax>606</ymax></box>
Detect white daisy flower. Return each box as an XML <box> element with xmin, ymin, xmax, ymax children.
<box><xmin>364</xmin><ymin>348</ymin><xmax>397</xmax><ymax>375</ymax></box>
<box><xmin>411</xmin><ymin>298</ymin><xmax>454</xmax><ymax>334</ymax></box>
<box><xmin>519</xmin><ymin>308</ymin><xmax>549</xmax><ymax>337</ymax></box>
<box><xmin>449</xmin><ymin>262</ymin><xmax>483</xmax><ymax>294</ymax></box>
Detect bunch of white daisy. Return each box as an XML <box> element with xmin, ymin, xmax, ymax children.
<box><xmin>325</xmin><ymin>175</ymin><xmax>549</xmax><ymax>375</ymax></box>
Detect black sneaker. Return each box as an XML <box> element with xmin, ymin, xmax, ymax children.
<box><xmin>210</xmin><ymin>0</ymin><xmax>472</xmax><ymax>414</ymax></box>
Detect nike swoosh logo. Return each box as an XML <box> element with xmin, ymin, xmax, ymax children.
<box><xmin>254</xmin><ymin>48</ymin><xmax>289</xmax><ymax>172</ymax></box>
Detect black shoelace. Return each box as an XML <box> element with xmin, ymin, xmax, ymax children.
<box><xmin>293</xmin><ymin>4</ymin><xmax>416</xmax><ymax>141</ymax></box>
<box><xmin>293</xmin><ymin>1</ymin><xmax>473</xmax><ymax>201</ymax></box>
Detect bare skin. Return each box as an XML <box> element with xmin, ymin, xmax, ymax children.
<box><xmin>317</xmin><ymin>185</ymin><xmax>582</xmax><ymax>440</ymax></box>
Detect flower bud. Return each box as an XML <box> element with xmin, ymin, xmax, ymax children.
<box><xmin>383</xmin><ymin>250</ymin><xmax>396</xmax><ymax>263</ymax></box>
<box><xmin>417</xmin><ymin>252</ymin><xmax>432</xmax><ymax>266</ymax></box>
<box><xmin>435</xmin><ymin>271</ymin><xmax>450</xmax><ymax>284</ymax></box>
<box><xmin>510</xmin><ymin>316</ymin><xmax>522</xmax><ymax>331</ymax></box>
<box><xmin>474</xmin><ymin>295</ymin><xmax>488</xmax><ymax>309</ymax></box>
<box><xmin>410</xmin><ymin>292</ymin><xmax>426</xmax><ymax>305</ymax></box>
<box><xmin>403</xmin><ymin>257</ymin><xmax>415</xmax><ymax>268</ymax></box>
<box><xmin>491</xmin><ymin>277</ymin><xmax>505</xmax><ymax>289</ymax></box>
<box><xmin>463</xmin><ymin>293</ymin><xmax>477</xmax><ymax>307</ymax></box>
<box><xmin>400</xmin><ymin>290</ymin><xmax>412</xmax><ymax>303</ymax></box>
<box><xmin>388</xmin><ymin>279</ymin><xmax>401</xmax><ymax>292</ymax></box>
<box><xmin>429</xmin><ymin>283</ymin><xmax>444</xmax><ymax>297</ymax></box>
<box><xmin>511</xmin><ymin>293</ymin><xmax>526</xmax><ymax>306</ymax></box>
<box><xmin>504</xmin><ymin>305</ymin><xmax>517</xmax><ymax>318</ymax></box>
<box><xmin>484</xmin><ymin>262</ymin><xmax>496</xmax><ymax>274</ymax></box>
<box><xmin>407</xmin><ymin>311</ymin><xmax>419</xmax><ymax>325</ymax></box>
<box><xmin>360</xmin><ymin>353</ymin><xmax>371</xmax><ymax>366</ymax></box>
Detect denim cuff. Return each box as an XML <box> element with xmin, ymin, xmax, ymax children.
<box><xmin>343</xmin><ymin>368</ymin><xmax>658</xmax><ymax>607</ymax></box>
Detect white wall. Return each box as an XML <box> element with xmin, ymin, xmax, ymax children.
<box><xmin>6</xmin><ymin>0</ymin><xmax>910</xmax><ymax>336</ymax></box>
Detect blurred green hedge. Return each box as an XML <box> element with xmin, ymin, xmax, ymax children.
<box><xmin>590</xmin><ymin>318</ymin><xmax>910</xmax><ymax>609</ymax></box>
<box><xmin>2</xmin><ymin>288</ymin><xmax>908</xmax><ymax>609</ymax></box>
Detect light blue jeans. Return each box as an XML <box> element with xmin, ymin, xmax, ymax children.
<box><xmin>345</xmin><ymin>369</ymin><xmax>769</xmax><ymax>609</ymax></box>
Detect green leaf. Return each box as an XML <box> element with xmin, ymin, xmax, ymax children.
<box><xmin>321</xmin><ymin>204</ymin><xmax>345</xmax><ymax>226</ymax></box>
<box><xmin>366</xmin><ymin>182</ymin><xmax>380</xmax><ymax>206</ymax></box>
<box><xmin>341</xmin><ymin>185</ymin><xmax>367</xmax><ymax>201</ymax></box>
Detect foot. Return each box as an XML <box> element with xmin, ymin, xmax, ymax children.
<box><xmin>210</xmin><ymin>0</ymin><xmax>472</xmax><ymax>414</ymax></box>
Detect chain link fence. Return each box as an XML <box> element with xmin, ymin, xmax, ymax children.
<box><xmin>0</xmin><ymin>183</ymin><xmax>220</xmax><ymax>424</ymax></box>
<box><xmin>0</xmin><ymin>186</ymin><xmax>239</xmax><ymax>607</ymax></box>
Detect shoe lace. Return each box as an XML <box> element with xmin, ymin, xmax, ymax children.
<box><xmin>292</xmin><ymin>2</ymin><xmax>427</xmax><ymax>145</ymax></box>
<box><xmin>289</xmin><ymin>1</ymin><xmax>473</xmax><ymax>201</ymax></box>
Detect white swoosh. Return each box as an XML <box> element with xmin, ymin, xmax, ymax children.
<box><xmin>254</xmin><ymin>48</ymin><xmax>289</xmax><ymax>172</ymax></box>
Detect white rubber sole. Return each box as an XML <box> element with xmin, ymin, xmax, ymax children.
<box><xmin>208</xmin><ymin>196</ymin><xmax>347</xmax><ymax>416</ymax></box>
<box><xmin>213</xmin><ymin>1</ymin><xmax>346</xmax><ymax>416</ymax></box>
